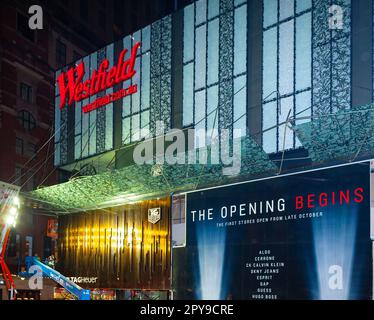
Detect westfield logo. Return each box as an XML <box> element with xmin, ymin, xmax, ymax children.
<box><xmin>57</xmin><ymin>42</ymin><xmax>141</xmax><ymax>110</ymax></box>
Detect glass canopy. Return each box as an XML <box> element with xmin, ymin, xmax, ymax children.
<box><xmin>293</xmin><ymin>104</ymin><xmax>374</xmax><ymax>164</ymax></box>
<box><xmin>28</xmin><ymin>135</ymin><xmax>277</xmax><ymax>213</ymax></box>
<box><xmin>28</xmin><ymin>103</ymin><xmax>374</xmax><ymax>213</ymax></box>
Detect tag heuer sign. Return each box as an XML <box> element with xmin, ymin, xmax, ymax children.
<box><xmin>148</xmin><ymin>207</ymin><xmax>161</xmax><ymax>224</ymax></box>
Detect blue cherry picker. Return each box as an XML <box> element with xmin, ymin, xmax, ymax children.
<box><xmin>24</xmin><ymin>256</ymin><xmax>91</xmax><ymax>300</ymax></box>
<box><xmin>1</xmin><ymin>180</ymin><xmax>90</xmax><ymax>300</ymax></box>
<box><xmin>0</xmin><ymin>181</ymin><xmax>21</xmax><ymax>300</ymax></box>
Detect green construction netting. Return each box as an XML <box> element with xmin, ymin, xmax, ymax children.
<box><xmin>293</xmin><ymin>103</ymin><xmax>374</xmax><ymax>164</ymax></box>
<box><xmin>28</xmin><ymin>136</ymin><xmax>277</xmax><ymax>212</ymax></box>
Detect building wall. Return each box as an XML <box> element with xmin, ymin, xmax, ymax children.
<box><xmin>0</xmin><ymin>2</ymin><xmax>54</xmax><ymax>190</ymax></box>
<box><xmin>0</xmin><ymin>0</ymin><xmax>127</xmax><ymax>188</ymax></box>
<box><xmin>53</xmin><ymin>0</ymin><xmax>374</xmax><ymax>174</ymax></box>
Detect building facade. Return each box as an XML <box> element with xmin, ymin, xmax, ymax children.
<box><xmin>30</xmin><ymin>0</ymin><xmax>374</xmax><ymax>299</ymax></box>
<box><xmin>52</xmin><ymin>0</ymin><xmax>374</xmax><ymax>174</ymax></box>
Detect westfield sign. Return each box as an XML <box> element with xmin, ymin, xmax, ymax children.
<box><xmin>56</xmin><ymin>42</ymin><xmax>140</xmax><ymax>113</ymax></box>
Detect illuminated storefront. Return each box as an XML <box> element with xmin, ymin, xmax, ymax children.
<box><xmin>58</xmin><ymin>198</ymin><xmax>171</xmax><ymax>291</ymax></box>
<box><xmin>27</xmin><ymin>0</ymin><xmax>374</xmax><ymax>300</ymax></box>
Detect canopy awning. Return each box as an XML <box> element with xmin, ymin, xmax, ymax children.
<box><xmin>27</xmin><ymin>136</ymin><xmax>277</xmax><ymax>213</ymax></box>
<box><xmin>293</xmin><ymin>103</ymin><xmax>374</xmax><ymax>164</ymax></box>
<box><xmin>27</xmin><ymin>103</ymin><xmax>374</xmax><ymax>214</ymax></box>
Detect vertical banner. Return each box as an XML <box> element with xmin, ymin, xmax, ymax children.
<box><xmin>47</xmin><ymin>219</ymin><xmax>58</xmax><ymax>239</ymax></box>
<box><xmin>173</xmin><ymin>163</ymin><xmax>372</xmax><ymax>300</ymax></box>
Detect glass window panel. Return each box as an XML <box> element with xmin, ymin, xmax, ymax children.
<box><xmin>107</xmin><ymin>44</ymin><xmax>114</xmax><ymax>68</ymax></box>
<box><xmin>132</xmin><ymin>58</ymin><xmax>141</xmax><ymax>113</ymax></box>
<box><xmin>279</xmin><ymin>0</ymin><xmax>294</xmax><ymax>21</ymax></box>
<box><xmin>123</xmin><ymin>36</ymin><xmax>131</xmax><ymax>60</ymax></box>
<box><xmin>263</xmin><ymin>0</ymin><xmax>278</xmax><ymax>28</ymax></box>
<box><xmin>263</xmin><ymin>101</ymin><xmax>277</xmax><ymax>130</ymax></box>
<box><xmin>123</xmin><ymin>95</ymin><xmax>131</xmax><ymax>117</ymax></box>
<box><xmin>183</xmin><ymin>63</ymin><xmax>194</xmax><ymax>126</ymax></box>
<box><xmin>195</xmin><ymin>90</ymin><xmax>206</xmax><ymax>148</ymax></box>
<box><xmin>75</xmin><ymin>101</ymin><xmax>82</xmax><ymax>135</ymax></box>
<box><xmin>122</xmin><ymin>117</ymin><xmax>131</xmax><ymax>144</ymax></box>
<box><xmin>234</xmin><ymin>5</ymin><xmax>247</xmax><ymax>76</ymax></box>
<box><xmin>123</xmin><ymin>78</ymin><xmax>132</xmax><ymax>90</ymax></box>
<box><xmin>89</xmin><ymin>110</ymin><xmax>97</xmax><ymax>156</ymax></box>
<box><xmin>278</xmin><ymin>96</ymin><xmax>294</xmax><ymax>150</ymax></box>
<box><xmin>262</xmin><ymin>100</ymin><xmax>277</xmax><ymax>153</ymax></box>
<box><xmin>263</xmin><ymin>128</ymin><xmax>277</xmax><ymax>154</ymax></box>
<box><xmin>208</xmin><ymin>0</ymin><xmax>219</xmax><ymax>19</ymax></box>
<box><xmin>87</xmin><ymin>89</ymin><xmax>96</xmax><ymax>149</ymax></box>
<box><xmin>142</xmin><ymin>26</ymin><xmax>151</xmax><ymax>53</ymax></box>
<box><xmin>141</xmin><ymin>53</ymin><xmax>150</xmax><ymax>111</ymax></box>
<box><xmin>295</xmin><ymin>90</ymin><xmax>311</xmax><ymax>147</ymax></box>
<box><xmin>195</xmin><ymin>24</ymin><xmax>207</xmax><ymax>90</ymax></box>
<box><xmin>141</xmin><ymin>110</ymin><xmax>150</xmax><ymax>139</ymax></box>
<box><xmin>234</xmin><ymin>113</ymin><xmax>246</xmax><ymax>137</ymax></box>
<box><xmin>207</xmin><ymin>18</ymin><xmax>219</xmax><ymax>85</ymax></box>
<box><xmin>279</xmin><ymin>20</ymin><xmax>294</xmax><ymax>95</ymax></box>
<box><xmin>195</xmin><ymin>90</ymin><xmax>206</xmax><ymax>124</ymax></box>
<box><xmin>81</xmin><ymin>98</ymin><xmax>89</xmax><ymax>158</ymax></box>
<box><xmin>74</xmin><ymin>135</ymin><xmax>81</xmax><ymax>160</ymax></box>
<box><xmin>54</xmin><ymin>143</ymin><xmax>60</xmax><ymax>166</ymax></box>
<box><xmin>207</xmin><ymin>85</ymin><xmax>218</xmax><ymax>131</ymax></box>
<box><xmin>295</xmin><ymin>90</ymin><xmax>311</xmax><ymax>124</ymax></box>
<box><xmin>105</xmin><ymin>98</ymin><xmax>113</xmax><ymax>150</ymax></box>
<box><xmin>55</xmin><ymin>96</ymin><xmax>61</xmax><ymax>142</ymax></box>
<box><xmin>55</xmin><ymin>70</ymin><xmax>61</xmax><ymax>97</ymax></box>
<box><xmin>90</xmin><ymin>52</ymin><xmax>97</xmax><ymax>73</ymax></box>
<box><xmin>296</xmin><ymin>12</ymin><xmax>311</xmax><ymax>91</ymax></box>
<box><xmin>61</xmin><ymin>106</ymin><xmax>68</xmax><ymax>124</ymax></box>
<box><xmin>123</xmin><ymin>71</ymin><xmax>132</xmax><ymax>116</ymax></box>
<box><xmin>133</xmin><ymin>30</ymin><xmax>141</xmax><ymax>48</ymax></box>
<box><xmin>234</xmin><ymin>75</ymin><xmax>247</xmax><ymax>136</ymax></box>
<box><xmin>131</xmin><ymin>113</ymin><xmax>140</xmax><ymax>142</ymax></box>
<box><xmin>196</xmin><ymin>0</ymin><xmax>207</xmax><ymax>25</ymax></box>
<box><xmin>235</xmin><ymin>0</ymin><xmax>247</xmax><ymax>5</ymax></box>
<box><xmin>89</xmin><ymin>90</ymin><xmax>96</xmax><ymax>109</ymax></box>
<box><xmin>83</xmin><ymin>56</ymin><xmax>90</xmax><ymax>82</ymax></box>
<box><xmin>262</xmin><ymin>28</ymin><xmax>277</xmax><ymax>100</ymax></box>
<box><xmin>296</xmin><ymin>0</ymin><xmax>312</xmax><ymax>13</ymax></box>
<box><xmin>183</xmin><ymin>4</ymin><xmax>195</xmax><ymax>63</ymax></box>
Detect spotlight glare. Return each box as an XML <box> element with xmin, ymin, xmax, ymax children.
<box><xmin>13</xmin><ymin>196</ymin><xmax>20</xmax><ymax>207</ymax></box>
<box><xmin>10</xmin><ymin>207</ymin><xmax>17</xmax><ymax>216</ymax></box>
<box><xmin>196</xmin><ymin>225</ymin><xmax>227</xmax><ymax>300</ymax></box>
<box><xmin>6</xmin><ymin>215</ymin><xmax>16</xmax><ymax>226</ymax></box>
<box><xmin>312</xmin><ymin>207</ymin><xmax>358</xmax><ymax>300</ymax></box>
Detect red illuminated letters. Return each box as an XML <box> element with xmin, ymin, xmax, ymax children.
<box><xmin>57</xmin><ymin>42</ymin><xmax>141</xmax><ymax>110</ymax></box>
<box><xmin>294</xmin><ymin>187</ymin><xmax>364</xmax><ymax>210</ymax></box>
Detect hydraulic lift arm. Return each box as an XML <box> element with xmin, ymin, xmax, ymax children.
<box><xmin>28</xmin><ymin>258</ymin><xmax>90</xmax><ymax>300</ymax></box>
<box><xmin>0</xmin><ymin>182</ymin><xmax>20</xmax><ymax>300</ymax></box>
<box><xmin>0</xmin><ymin>226</ymin><xmax>16</xmax><ymax>298</ymax></box>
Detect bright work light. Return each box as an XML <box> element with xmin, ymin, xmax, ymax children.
<box><xmin>13</xmin><ymin>196</ymin><xmax>20</xmax><ymax>207</ymax></box>
<box><xmin>6</xmin><ymin>215</ymin><xmax>16</xmax><ymax>227</ymax></box>
<box><xmin>9</xmin><ymin>207</ymin><xmax>17</xmax><ymax>216</ymax></box>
